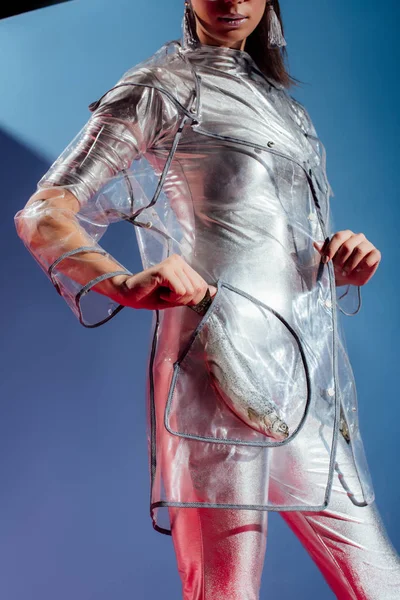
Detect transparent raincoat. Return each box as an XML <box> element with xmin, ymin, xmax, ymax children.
<box><xmin>15</xmin><ymin>28</ymin><xmax>375</xmax><ymax>536</ymax></box>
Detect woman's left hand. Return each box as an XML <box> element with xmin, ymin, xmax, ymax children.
<box><xmin>313</xmin><ymin>230</ymin><xmax>381</xmax><ymax>287</ymax></box>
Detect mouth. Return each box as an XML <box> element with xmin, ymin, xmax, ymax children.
<box><xmin>217</xmin><ymin>14</ymin><xmax>249</xmax><ymax>27</ymax></box>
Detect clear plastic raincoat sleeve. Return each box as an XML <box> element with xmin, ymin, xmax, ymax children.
<box><xmin>14</xmin><ymin>57</ymin><xmax>184</xmax><ymax>327</ymax></box>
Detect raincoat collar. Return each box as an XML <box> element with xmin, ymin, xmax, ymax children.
<box><xmin>178</xmin><ymin>42</ymin><xmax>285</xmax><ymax>91</ymax></box>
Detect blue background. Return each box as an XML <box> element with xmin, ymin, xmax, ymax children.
<box><xmin>1</xmin><ymin>0</ymin><xmax>399</xmax><ymax>598</ymax></box>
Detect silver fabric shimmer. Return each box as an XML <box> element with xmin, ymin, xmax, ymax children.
<box><xmin>168</xmin><ymin>430</ymin><xmax>400</xmax><ymax>599</ymax></box>
<box><xmin>14</xmin><ymin>20</ymin><xmax>400</xmax><ymax>600</ymax></box>
<box><xmin>15</xmin><ymin>37</ymin><xmax>375</xmax><ymax>516</ymax></box>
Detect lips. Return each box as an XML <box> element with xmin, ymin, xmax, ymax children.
<box><xmin>218</xmin><ymin>15</ymin><xmax>248</xmax><ymax>20</ymax></box>
<box><xmin>217</xmin><ymin>16</ymin><xmax>249</xmax><ymax>28</ymax></box>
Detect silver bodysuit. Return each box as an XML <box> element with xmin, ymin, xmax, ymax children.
<box><xmin>15</xmin><ymin>31</ymin><xmax>400</xmax><ymax>600</ymax></box>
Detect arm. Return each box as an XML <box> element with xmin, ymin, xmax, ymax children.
<box><xmin>16</xmin><ymin>187</ymin><xmax>130</xmax><ymax>304</ymax></box>
<box><xmin>15</xmin><ymin>73</ymin><xmax>217</xmax><ymax>325</ymax></box>
<box><xmin>14</xmin><ymin>74</ymin><xmax>175</xmax><ymax>327</ymax></box>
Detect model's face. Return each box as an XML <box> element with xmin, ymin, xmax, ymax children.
<box><xmin>190</xmin><ymin>0</ymin><xmax>267</xmax><ymax>50</ymax></box>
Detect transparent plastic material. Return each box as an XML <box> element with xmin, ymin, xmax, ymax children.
<box><xmin>14</xmin><ymin>188</ymin><xmax>133</xmax><ymax>327</ymax></box>
<box><xmin>14</xmin><ymin>51</ymin><xmax>187</xmax><ymax>327</ymax></box>
<box><xmin>15</xmin><ymin>32</ymin><xmax>374</xmax><ymax>534</ymax></box>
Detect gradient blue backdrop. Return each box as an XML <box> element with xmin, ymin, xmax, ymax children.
<box><xmin>1</xmin><ymin>1</ymin><xmax>399</xmax><ymax>598</ymax></box>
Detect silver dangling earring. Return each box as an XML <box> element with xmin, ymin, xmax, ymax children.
<box><xmin>266</xmin><ymin>1</ymin><xmax>287</xmax><ymax>48</ymax></box>
<box><xmin>182</xmin><ymin>0</ymin><xmax>200</xmax><ymax>50</ymax></box>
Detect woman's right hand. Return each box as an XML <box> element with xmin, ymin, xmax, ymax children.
<box><xmin>112</xmin><ymin>254</ymin><xmax>217</xmax><ymax>311</ymax></box>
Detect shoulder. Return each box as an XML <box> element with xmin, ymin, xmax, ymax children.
<box><xmin>285</xmin><ymin>93</ymin><xmax>317</xmax><ymax>136</ymax></box>
<box><xmin>88</xmin><ymin>40</ymin><xmax>195</xmax><ymax>115</ymax></box>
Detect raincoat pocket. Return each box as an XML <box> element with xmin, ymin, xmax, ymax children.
<box><xmin>165</xmin><ymin>280</ymin><xmax>312</xmax><ymax>447</ymax></box>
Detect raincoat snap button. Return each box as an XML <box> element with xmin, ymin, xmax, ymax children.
<box><xmin>267</xmin><ymin>141</ymin><xmax>274</xmax><ymax>147</ymax></box>
<box><xmin>144</xmin><ymin>221</ymin><xmax>153</xmax><ymax>228</ymax></box>
<box><xmin>327</xmin><ymin>388</ymin><xmax>335</xmax><ymax>397</ymax></box>
<box><xmin>308</xmin><ymin>212</ymin><xmax>317</xmax><ymax>222</ymax></box>
<box><xmin>324</xmin><ymin>299</ymin><xmax>333</xmax><ymax>309</ymax></box>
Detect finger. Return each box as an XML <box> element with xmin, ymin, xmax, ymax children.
<box><xmin>332</xmin><ymin>233</ymin><xmax>367</xmax><ymax>269</ymax></box>
<box><xmin>341</xmin><ymin>241</ymin><xmax>375</xmax><ymax>275</ymax></box>
<box><xmin>313</xmin><ymin>240</ymin><xmax>326</xmax><ymax>254</ymax></box>
<box><xmin>163</xmin><ymin>265</ymin><xmax>208</xmax><ymax>306</ymax></box>
<box><xmin>323</xmin><ymin>230</ymin><xmax>354</xmax><ymax>263</ymax></box>
<box><xmin>181</xmin><ymin>263</ymin><xmax>209</xmax><ymax>305</ymax></box>
<box><xmin>158</xmin><ymin>270</ymin><xmax>187</xmax><ymax>303</ymax></box>
<box><xmin>208</xmin><ymin>284</ymin><xmax>218</xmax><ymax>298</ymax></box>
<box><xmin>162</xmin><ymin>254</ymin><xmax>199</xmax><ymax>303</ymax></box>
<box><xmin>352</xmin><ymin>251</ymin><xmax>381</xmax><ymax>280</ymax></box>
<box><xmin>171</xmin><ymin>267</ymin><xmax>198</xmax><ymax>305</ymax></box>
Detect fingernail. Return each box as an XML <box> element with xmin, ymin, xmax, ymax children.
<box><xmin>322</xmin><ymin>255</ymin><xmax>329</xmax><ymax>263</ymax></box>
<box><xmin>341</xmin><ymin>270</ymin><xmax>347</xmax><ymax>277</ymax></box>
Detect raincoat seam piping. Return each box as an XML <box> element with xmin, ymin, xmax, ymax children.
<box><xmin>149</xmin><ymin>311</ymin><xmax>161</xmax><ymax>530</ymax></box>
<box><xmin>192</xmin><ymin>127</ymin><xmax>308</xmax><ymax>173</ymax></box>
<box><xmin>131</xmin><ymin>111</ymin><xmax>193</xmax><ymax>221</ymax></box>
<box><xmin>307</xmin><ymin>188</ymin><xmax>341</xmax><ymax>508</ymax></box>
<box><xmin>151</xmin><ymin>500</ymin><xmax>330</xmax><ymax>513</ymax></box>
<box><xmin>90</xmin><ymin>82</ymin><xmax>196</xmax><ymax>122</ymax></box>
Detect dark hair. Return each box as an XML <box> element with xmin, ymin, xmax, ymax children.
<box><xmin>245</xmin><ymin>0</ymin><xmax>299</xmax><ymax>89</ymax></box>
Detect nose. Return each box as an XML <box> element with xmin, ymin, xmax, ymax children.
<box><xmin>204</xmin><ymin>0</ymin><xmax>248</xmax><ymax>5</ymax></box>
<box><xmin>219</xmin><ymin>0</ymin><xmax>247</xmax><ymax>6</ymax></box>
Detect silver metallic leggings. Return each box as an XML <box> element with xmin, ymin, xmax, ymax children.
<box><xmin>169</xmin><ymin>433</ymin><xmax>400</xmax><ymax>599</ymax></box>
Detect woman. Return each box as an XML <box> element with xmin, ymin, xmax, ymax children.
<box><xmin>14</xmin><ymin>1</ymin><xmax>400</xmax><ymax>598</ymax></box>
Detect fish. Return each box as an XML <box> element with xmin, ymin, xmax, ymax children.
<box><xmin>198</xmin><ymin>306</ymin><xmax>290</xmax><ymax>442</ymax></box>
<box><xmin>339</xmin><ymin>406</ymin><xmax>351</xmax><ymax>444</ymax></box>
